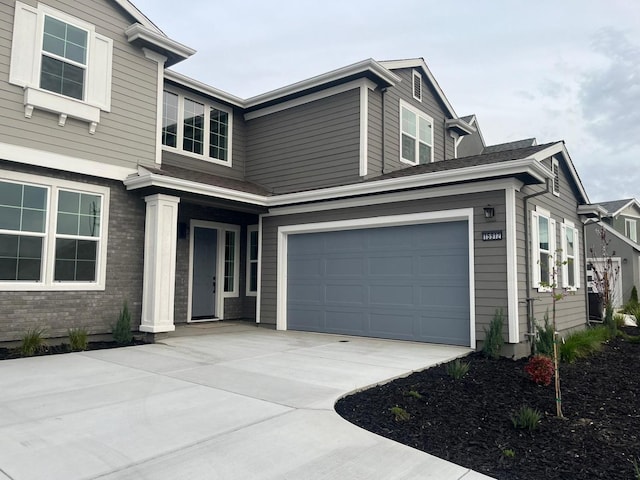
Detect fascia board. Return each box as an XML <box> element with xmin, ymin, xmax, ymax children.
<box><xmin>123</xmin><ymin>172</ymin><xmax>268</xmax><ymax>206</ymax></box>
<box><xmin>164</xmin><ymin>70</ymin><xmax>245</xmax><ymax>108</ymax></box>
<box><xmin>244</xmin><ymin>59</ymin><xmax>400</xmax><ymax>108</ymax></box>
<box><xmin>125</xmin><ymin>24</ymin><xmax>195</xmax><ymax>63</ymax></box>
<box><xmin>610</xmin><ymin>199</ymin><xmax>640</xmax><ymax>217</ymax></box>
<box><xmin>597</xmin><ymin>221</ymin><xmax>640</xmax><ymax>252</ymax></box>
<box><xmin>114</xmin><ymin>0</ymin><xmax>164</xmax><ymax>34</ymax></box>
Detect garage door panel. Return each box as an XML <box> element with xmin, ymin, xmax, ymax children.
<box><xmin>287</xmin><ymin>221</ymin><xmax>470</xmax><ymax>346</ymax></box>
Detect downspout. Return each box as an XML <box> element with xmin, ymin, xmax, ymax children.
<box><xmin>381</xmin><ymin>87</ymin><xmax>387</xmax><ymax>174</ymax></box>
<box><xmin>523</xmin><ymin>178</ymin><xmax>551</xmax><ymax>355</ymax></box>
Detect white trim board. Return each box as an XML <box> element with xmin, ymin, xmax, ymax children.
<box><xmin>505</xmin><ymin>186</ymin><xmax>519</xmax><ymax>343</ymax></box>
<box><xmin>276</xmin><ymin>208</ymin><xmax>476</xmax><ymax>347</ymax></box>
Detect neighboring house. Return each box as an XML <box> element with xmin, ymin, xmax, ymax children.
<box><xmin>1</xmin><ymin>0</ymin><xmax>592</xmax><ymax>357</ymax></box>
<box><xmin>583</xmin><ymin>199</ymin><xmax>640</xmax><ymax>308</ymax></box>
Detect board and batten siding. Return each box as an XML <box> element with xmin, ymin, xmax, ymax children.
<box><xmin>162</xmin><ymin>107</ymin><xmax>247</xmax><ymax>181</ymax></box>
<box><xmin>0</xmin><ymin>0</ymin><xmax>158</xmax><ymax>170</ymax></box>
<box><xmin>518</xmin><ymin>156</ymin><xmax>587</xmax><ymax>337</ymax></box>
<box><xmin>260</xmin><ymin>189</ymin><xmax>509</xmax><ymax>348</ymax></box>
<box><xmin>245</xmin><ymin>89</ymin><xmax>361</xmax><ymax>194</ymax></box>
<box><xmin>372</xmin><ymin>68</ymin><xmax>455</xmax><ymax>177</ymax></box>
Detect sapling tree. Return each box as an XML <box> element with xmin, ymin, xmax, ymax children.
<box><xmin>588</xmin><ymin>226</ymin><xmax>621</xmax><ymax>336</ymax></box>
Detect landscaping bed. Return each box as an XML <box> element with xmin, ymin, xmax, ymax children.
<box><xmin>335</xmin><ymin>326</ymin><xmax>640</xmax><ymax>480</ymax></box>
<box><xmin>0</xmin><ymin>338</ymin><xmax>146</xmax><ymax>361</ymax></box>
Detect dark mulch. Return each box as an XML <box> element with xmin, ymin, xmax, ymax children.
<box><xmin>336</xmin><ymin>327</ymin><xmax>640</xmax><ymax>480</ymax></box>
<box><xmin>0</xmin><ymin>339</ymin><xmax>146</xmax><ymax>361</ymax></box>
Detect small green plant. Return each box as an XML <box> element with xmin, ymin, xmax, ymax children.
<box><xmin>502</xmin><ymin>448</ymin><xmax>516</xmax><ymax>458</ymax></box>
<box><xmin>404</xmin><ymin>390</ymin><xmax>423</xmax><ymax>400</ymax></box>
<box><xmin>112</xmin><ymin>301</ymin><xmax>132</xmax><ymax>345</ymax></box>
<box><xmin>20</xmin><ymin>327</ymin><xmax>46</xmax><ymax>357</ymax></box>
<box><xmin>390</xmin><ymin>406</ymin><xmax>410</xmax><ymax>422</ymax></box>
<box><xmin>535</xmin><ymin>311</ymin><xmax>555</xmax><ymax>356</ymax></box>
<box><xmin>524</xmin><ymin>355</ymin><xmax>554</xmax><ymax>386</ymax></box>
<box><xmin>510</xmin><ymin>406</ymin><xmax>542</xmax><ymax>431</ymax></box>
<box><xmin>614</xmin><ymin>313</ymin><xmax>625</xmax><ymax>329</ymax></box>
<box><xmin>604</xmin><ymin>303</ymin><xmax>617</xmax><ymax>337</ymax></box>
<box><xmin>446</xmin><ymin>359</ymin><xmax>470</xmax><ymax>380</ymax></box>
<box><xmin>632</xmin><ymin>457</ymin><xmax>640</xmax><ymax>480</ymax></box>
<box><xmin>68</xmin><ymin>327</ymin><xmax>89</xmax><ymax>352</ymax></box>
<box><xmin>482</xmin><ymin>308</ymin><xmax>504</xmax><ymax>359</ymax></box>
<box><xmin>628</xmin><ymin>286</ymin><xmax>638</xmax><ymax>307</ymax></box>
<box><xmin>560</xmin><ymin>326</ymin><xmax>609</xmax><ymax>363</ymax></box>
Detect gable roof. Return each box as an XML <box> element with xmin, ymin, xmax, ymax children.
<box><xmin>378</xmin><ymin>58</ymin><xmax>457</xmax><ymax>118</ymax></box>
<box><xmin>592</xmin><ymin>198</ymin><xmax>640</xmax><ymax>217</ymax></box>
<box><xmin>459</xmin><ymin>114</ymin><xmax>486</xmax><ymax>148</ymax></box>
<box><xmin>483</xmin><ymin>138</ymin><xmax>537</xmax><ymax>154</ymax></box>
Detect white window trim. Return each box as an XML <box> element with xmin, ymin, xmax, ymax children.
<box><xmin>531</xmin><ymin>206</ymin><xmax>555</xmax><ymax>292</ymax></box>
<box><xmin>9</xmin><ymin>2</ymin><xmax>113</xmax><ymax>134</ymax></box>
<box><xmin>0</xmin><ymin>170</ymin><xmax>109</xmax><ymax>291</ymax></box>
<box><xmin>399</xmin><ymin>99</ymin><xmax>434</xmax><ymax>166</ymax></box>
<box><xmin>552</xmin><ymin>157</ymin><xmax>560</xmax><ymax>196</ymax></box>
<box><xmin>412</xmin><ymin>70</ymin><xmax>422</xmax><ymax>102</ymax></box>
<box><xmin>162</xmin><ymin>87</ymin><xmax>233</xmax><ymax>167</ymax></box>
<box><xmin>246</xmin><ymin>225</ymin><xmax>258</xmax><ymax>297</ymax></box>
<box><xmin>222</xmin><ymin>226</ymin><xmax>241</xmax><ymax>297</ymax></box>
<box><xmin>561</xmin><ymin>219</ymin><xmax>580</xmax><ymax>291</ymax></box>
<box><xmin>625</xmin><ymin>218</ymin><xmax>637</xmax><ymax>242</ymax></box>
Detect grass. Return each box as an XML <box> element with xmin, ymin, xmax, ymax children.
<box><xmin>20</xmin><ymin>327</ymin><xmax>46</xmax><ymax>357</ymax></box>
<box><xmin>510</xmin><ymin>406</ymin><xmax>542</xmax><ymax>431</ymax></box>
<box><xmin>390</xmin><ymin>406</ymin><xmax>410</xmax><ymax>422</ymax></box>
<box><xmin>404</xmin><ymin>390</ymin><xmax>423</xmax><ymax>399</ymax></box>
<box><xmin>68</xmin><ymin>327</ymin><xmax>89</xmax><ymax>352</ymax></box>
<box><xmin>560</xmin><ymin>326</ymin><xmax>610</xmax><ymax>363</ymax></box>
<box><xmin>446</xmin><ymin>359</ymin><xmax>470</xmax><ymax>379</ymax></box>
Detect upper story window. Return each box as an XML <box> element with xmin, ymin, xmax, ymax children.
<box><xmin>412</xmin><ymin>70</ymin><xmax>422</xmax><ymax>102</ymax></box>
<box><xmin>400</xmin><ymin>100</ymin><xmax>433</xmax><ymax>165</ymax></box>
<box><xmin>9</xmin><ymin>2</ymin><xmax>113</xmax><ymax>133</ymax></box>
<box><xmin>531</xmin><ymin>206</ymin><xmax>556</xmax><ymax>292</ymax></box>
<box><xmin>162</xmin><ymin>89</ymin><xmax>232</xmax><ymax>166</ymax></box>
<box><xmin>0</xmin><ymin>171</ymin><xmax>109</xmax><ymax>291</ymax></box>
<box><xmin>625</xmin><ymin>218</ymin><xmax>638</xmax><ymax>243</ymax></box>
<box><xmin>552</xmin><ymin>157</ymin><xmax>560</xmax><ymax>196</ymax></box>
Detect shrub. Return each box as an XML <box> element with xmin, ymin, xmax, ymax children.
<box><xmin>68</xmin><ymin>327</ymin><xmax>89</xmax><ymax>352</ymax></box>
<box><xmin>502</xmin><ymin>449</ymin><xmax>516</xmax><ymax>458</ymax></box>
<box><xmin>112</xmin><ymin>301</ymin><xmax>132</xmax><ymax>345</ymax></box>
<box><xmin>446</xmin><ymin>359</ymin><xmax>470</xmax><ymax>380</ymax></box>
<box><xmin>560</xmin><ymin>326</ymin><xmax>609</xmax><ymax>363</ymax></box>
<box><xmin>390</xmin><ymin>406</ymin><xmax>410</xmax><ymax>422</ymax></box>
<box><xmin>482</xmin><ymin>309</ymin><xmax>504</xmax><ymax>359</ymax></box>
<box><xmin>604</xmin><ymin>303</ymin><xmax>617</xmax><ymax>337</ymax></box>
<box><xmin>20</xmin><ymin>327</ymin><xmax>46</xmax><ymax>357</ymax></box>
<box><xmin>614</xmin><ymin>313</ymin><xmax>626</xmax><ymax>329</ymax></box>
<box><xmin>404</xmin><ymin>390</ymin><xmax>423</xmax><ymax>400</ymax></box>
<box><xmin>535</xmin><ymin>311</ymin><xmax>555</xmax><ymax>357</ymax></box>
<box><xmin>511</xmin><ymin>406</ymin><xmax>542</xmax><ymax>431</ymax></box>
<box><xmin>629</xmin><ymin>286</ymin><xmax>638</xmax><ymax>306</ymax></box>
<box><xmin>524</xmin><ymin>355</ymin><xmax>554</xmax><ymax>386</ymax></box>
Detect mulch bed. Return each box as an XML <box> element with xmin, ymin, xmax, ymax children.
<box><xmin>336</xmin><ymin>327</ymin><xmax>640</xmax><ymax>480</ymax></box>
<box><xmin>0</xmin><ymin>339</ymin><xmax>146</xmax><ymax>361</ymax></box>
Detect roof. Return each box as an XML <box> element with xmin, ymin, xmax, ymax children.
<box><xmin>593</xmin><ymin>221</ymin><xmax>640</xmax><ymax>252</ymax></box>
<box><xmin>483</xmin><ymin>138</ymin><xmax>537</xmax><ymax>154</ymax></box>
<box><xmin>378</xmin><ymin>58</ymin><xmax>457</xmax><ymax>118</ymax></box>
<box><xmin>592</xmin><ymin>198</ymin><xmax>640</xmax><ymax>217</ymax></box>
<box><xmin>458</xmin><ymin>114</ymin><xmax>486</xmax><ymax>148</ymax></box>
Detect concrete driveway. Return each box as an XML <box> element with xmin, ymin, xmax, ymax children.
<box><xmin>0</xmin><ymin>322</ymin><xmax>492</xmax><ymax>480</ymax></box>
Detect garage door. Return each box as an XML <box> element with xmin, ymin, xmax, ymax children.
<box><xmin>286</xmin><ymin>221</ymin><xmax>470</xmax><ymax>346</ymax></box>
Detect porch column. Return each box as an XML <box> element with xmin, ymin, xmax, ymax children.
<box><xmin>140</xmin><ymin>194</ymin><xmax>180</xmax><ymax>333</ymax></box>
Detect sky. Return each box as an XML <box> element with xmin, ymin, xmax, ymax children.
<box><xmin>132</xmin><ymin>0</ymin><xmax>640</xmax><ymax>203</ymax></box>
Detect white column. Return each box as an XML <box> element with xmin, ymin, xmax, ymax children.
<box><xmin>140</xmin><ymin>194</ymin><xmax>180</xmax><ymax>333</ymax></box>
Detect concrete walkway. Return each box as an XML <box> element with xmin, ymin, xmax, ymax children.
<box><xmin>0</xmin><ymin>322</ymin><xmax>493</xmax><ymax>480</ymax></box>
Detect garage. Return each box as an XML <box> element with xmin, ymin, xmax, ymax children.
<box><xmin>286</xmin><ymin>221</ymin><xmax>471</xmax><ymax>346</ymax></box>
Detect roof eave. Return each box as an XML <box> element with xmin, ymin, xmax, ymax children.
<box><xmin>125</xmin><ymin>23</ymin><xmax>195</xmax><ymax>67</ymax></box>
<box><xmin>164</xmin><ymin>70</ymin><xmax>245</xmax><ymax>108</ymax></box>
<box><xmin>445</xmin><ymin>118</ymin><xmax>476</xmax><ymax>136</ymax></box>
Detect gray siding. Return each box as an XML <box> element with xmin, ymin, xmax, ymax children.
<box><xmin>457</xmin><ymin>128</ymin><xmax>484</xmax><ymax>158</ymax></box>
<box><xmin>0</xmin><ymin>0</ymin><xmax>157</xmax><ymax>169</ymax></box>
<box><xmin>612</xmin><ymin>206</ymin><xmax>640</xmax><ymax>241</ymax></box>
<box><xmin>518</xmin><ymin>156</ymin><xmax>588</xmax><ymax>339</ymax></box>
<box><xmin>245</xmin><ymin>89</ymin><xmax>361</xmax><ymax>194</ymax></box>
<box><xmin>260</xmin><ymin>190</ymin><xmax>509</xmax><ymax>348</ymax></box>
<box><xmin>162</xmin><ymin>106</ymin><xmax>247</xmax><ymax>181</ymax></box>
<box><xmin>0</xmin><ymin>161</ymin><xmax>146</xmax><ymax>341</ymax></box>
<box><xmin>173</xmin><ymin>202</ymin><xmax>258</xmax><ymax>324</ymax></box>
<box><xmin>373</xmin><ymin>68</ymin><xmax>455</xmax><ymax>177</ymax></box>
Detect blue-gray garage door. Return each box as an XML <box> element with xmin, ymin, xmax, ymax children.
<box><xmin>287</xmin><ymin>222</ymin><xmax>470</xmax><ymax>346</ymax></box>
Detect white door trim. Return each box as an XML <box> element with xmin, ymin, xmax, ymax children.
<box><xmin>276</xmin><ymin>208</ymin><xmax>476</xmax><ymax>347</ymax></box>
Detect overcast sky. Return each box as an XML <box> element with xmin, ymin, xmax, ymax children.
<box><xmin>132</xmin><ymin>0</ymin><xmax>639</xmax><ymax>203</ymax></box>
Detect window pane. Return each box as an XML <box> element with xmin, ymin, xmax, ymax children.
<box><xmin>183</xmin><ymin>99</ymin><xmax>204</xmax><ymax>155</ymax></box>
<box><xmin>58</xmin><ymin>190</ymin><xmax>80</xmax><ymax>214</ymax></box>
<box><xmin>565</xmin><ymin>228</ymin><xmax>574</xmax><ymax>256</ymax></box>
<box><xmin>57</xmin><ymin>212</ymin><xmax>79</xmax><ymax>235</ymax></box>
<box><xmin>21</xmin><ymin>209</ymin><xmax>46</xmax><ymax>233</ymax></box>
<box><xmin>80</xmin><ymin>194</ymin><xmax>101</xmax><ymax>216</ymax></box>
<box><xmin>19</xmin><ymin>236</ymin><xmax>43</xmax><ymax>258</ymax></box>
<box><xmin>250</xmin><ymin>231</ymin><xmax>258</xmax><ymax>260</ymax></box>
<box><xmin>0</xmin><ymin>259</ymin><xmax>17</xmax><ymax>281</ymax></box>
<box><xmin>78</xmin><ymin>215</ymin><xmax>100</xmax><ymax>237</ymax></box>
<box><xmin>0</xmin><ymin>181</ymin><xmax>23</xmax><ymax>206</ymax></box>
<box><xmin>418</xmin><ymin>117</ymin><xmax>432</xmax><ymax>144</ymax></box>
<box><xmin>418</xmin><ymin>143</ymin><xmax>431</xmax><ymax>164</ymax></box>
<box><xmin>224</xmin><ymin>231</ymin><xmax>235</xmax><ymax>292</ymax></box>
<box><xmin>22</xmin><ymin>185</ymin><xmax>47</xmax><ymax>210</ymax></box>
<box><xmin>250</xmin><ymin>263</ymin><xmax>258</xmax><ymax>292</ymax></box>
<box><xmin>401</xmin><ymin>134</ymin><xmax>415</xmax><ymax>162</ymax></box>
<box><xmin>54</xmin><ymin>239</ymin><xmax>96</xmax><ymax>282</ymax></box>
<box><xmin>76</xmin><ymin>240</ymin><xmax>97</xmax><ymax>260</ymax></box>
<box><xmin>40</xmin><ymin>56</ymin><xmax>84</xmax><ymax>100</ymax></box>
<box><xmin>209</xmin><ymin>108</ymin><xmax>229</xmax><ymax>161</ymax></box>
<box><xmin>540</xmin><ymin>252</ymin><xmax>549</xmax><ymax>284</ymax></box>
<box><xmin>17</xmin><ymin>259</ymin><xmax>41</xmax><ymax>281</ymax></box>
<box><xmin>567</xmin><ymin>258</ymin><xmax>575</xmax><ymax>287</ymax></box>
<box><xmin>43</xmin><ymin>16</ymin><xmax>87</xmax><ymax>64</ymax></box>
<box><xmin>538</xmin><ymin>216</ymin><xmax>549</xmax><ymax>251</ymax></box>
<box><xmin>0</xmin><ymin>234</ymin><xmax>19</xmax><ymax>257</ymax></box>
<box><xmin>54</xmin><ymin>259</ymin><xmax>75</xmax><ymax>281</ymax></box>
<box><xmin>0</xmin><ymin>234</ymin><xmax>42</xmax><ymax>281</ymax></box>
<box><xmin>56</xmin><ymin>238</ymin><xmax>77</xmax><ymax>260</ymax></box>
<box><xmin>162</xmin><ymin>91</ymin><xmax>179</xmax><ymax>148</ymax></box>
<box><xmin>401</xmin><ymin>108</ymin><xmax>416</xmax><ymax>136</ymax></box>
<box><xmin>0</xmin><ymin>206</ymin><xmax>21</xmax><ymax>231</ymax></box>
<box><xmin>75</xmin><ymin>260</ymin><xmax>96</xmax><ymax>281</ymax></box>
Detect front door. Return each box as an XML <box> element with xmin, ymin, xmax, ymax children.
<box><xmin>191</xmin><ymin>226</ymin><xmax>218</xmax><ymax>320</ymax></box>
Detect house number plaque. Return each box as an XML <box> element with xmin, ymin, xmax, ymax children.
<box><xmin>482</xmin><ymin>230</ymin><xmax>503</xmax><ymax>241</ymax></box>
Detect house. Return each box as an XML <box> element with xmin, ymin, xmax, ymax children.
<box><xmin>583</xmin><ymin>199</ymin><xmax>640</xmax><ymax>308</ymax></box>
<box><xmin>1</xmin><ymin>0</ymin><xmax>592</xmax><ymax>357</ymax></box>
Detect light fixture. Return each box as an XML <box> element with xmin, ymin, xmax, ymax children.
<box><xmin>483</xmin><ymin>206</ymin><xmax>495</xmax><ymax>219</ymax></box>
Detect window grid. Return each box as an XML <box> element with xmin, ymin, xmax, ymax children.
<box><xmin>224</xmin><ymin>230</ymin><xmax>235</xmax><ymax>292</ymax></box>
<box><xmin>247</xmin><ymin>227</ymin><xmax>258</xmax><ymax>295</ymax></box>
<box><xmin>183</xmin><ymin>98</ymin><xmax>205</xmax><ymax>155</ymax></box>
<box><xmin>209</xmin><ymin>107</ymin><xmax>229</xmax><ymax>161</ymax></box>
<box><xmin>400</xmin><ymin>103</ymin><xmax>433</xmax><ymax>165</ymax></box>
<box><xmin>162</xmin><ymin>91</ymin><xmax>178</xmax><ymax>148</ymax></box>
<box><xmin>626</xmin><ymin>219</ymin><xmax>637</xmax><ymax>243</ymax></box>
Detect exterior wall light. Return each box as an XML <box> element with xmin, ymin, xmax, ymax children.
<box><xmin>483</xmin><ymin>206</ymin><xmax>495</xmax><ymax>219</ymax></box>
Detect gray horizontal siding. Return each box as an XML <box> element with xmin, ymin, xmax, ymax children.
<box><xmin>0</xmin><ymin>0</ymin><xmax>157</xmax><ymax>170</ymax></box>
<box><xmin>260</xmin><ymin>189</ymin><xmax>509</xmax><ymax>348</ymax></box>
<box><xmin>246</xmin><ymin>89</ymin><xmax>361</xmax><ymax>193</ymax></box>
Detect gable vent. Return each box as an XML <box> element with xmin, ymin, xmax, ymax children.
<box><xmin>412</xmin><ymin>71</ymin><xmax>422</xmax><ymax>102</ymax></box>
<box><xmin>552</xmin><ymin>158</ymin><xmax>560</xmax><ymax>196</ymax></box>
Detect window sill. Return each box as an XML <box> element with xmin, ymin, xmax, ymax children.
<box><xmin>162</xmin><ymin>145</ymin><xmax>232</xmax><ymax>167</ymax></box>
<box><xmin>24</xmin><ymin>87</ymin><xmax>101</xmax><ymax>134</ymax></box>
<box><xmin>0</xmin><ymin>281</ymin><xmax>105</xmax><ymax>292</ymax></box>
